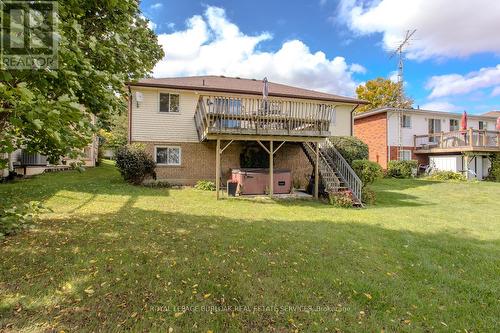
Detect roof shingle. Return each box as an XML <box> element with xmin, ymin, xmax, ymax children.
<box><xmin>128</xmin><ymin>75</ymin><xmax>367</xmax><ymax>104</ymax></box>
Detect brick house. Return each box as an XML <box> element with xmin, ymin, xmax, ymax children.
<box><xmin>354</xmin><ymin>107</ymin><xmax>500</xmax><ymax>179</ymax></box>
<box><xmin>127</xmin><ymin>76</ymin><xmax>367</xmax><ymax>201</ymax></box>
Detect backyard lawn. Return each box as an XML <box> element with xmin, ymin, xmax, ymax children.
<box><xmin>1</xmin><ymin>161</ymin><xmax>499</xmax><ymax>332</ymax></box>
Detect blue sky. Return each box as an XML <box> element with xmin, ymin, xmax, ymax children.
<box><xmin>140</xmin><ymin>0</ymin><xmax>500</xmax><ymax>115</ymax></box>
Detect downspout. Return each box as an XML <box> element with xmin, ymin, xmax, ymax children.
<box><xmin>127</xmin><ymin>84</ymin><xmax>132</xmax><ymax>144</ymax></box>
<box><xmin>350</xmin><ymin>104</ymin><xmax>360</xmax><ymax>136</ymax></box>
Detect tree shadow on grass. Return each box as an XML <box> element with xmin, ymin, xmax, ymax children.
<box><xmin>1</xmin><ymin>205</ymin><xmax>499</xmax><ymax>332</ymax></box>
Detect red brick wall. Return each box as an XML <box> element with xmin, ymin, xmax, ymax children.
<box><xmin>354</xmin><ymin>113</ymin><xmax>388</xmax><ymax>168</ymax></box>
<box><xmin>388</xmin><ymin>146</ymin><xmax>429</xmax><ymax>166</ymax></box>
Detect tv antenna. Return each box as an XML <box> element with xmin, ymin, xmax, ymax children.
<box><xmin>389</xmin><ymin>29</ymin><xmax>416</xmax><ymax>160</ymax></box>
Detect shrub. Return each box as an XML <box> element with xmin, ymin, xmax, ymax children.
<box><xmin>115</xmin><ymin>144</ymin><xmax>156</xmax><ymax>185</ymax></box>
<box><xmin>328</xmin><ymin>136</ymin><xmax>368</xmax><ymax>165</ymax></box>
<box><xmin>142</xmin><ymin>180</ymin><xmax>171</xmax><ymax>188</ymax></box>
<box><xmin>328</xmin><ymin>191</ymin><xmax>354</xmax><ymax>208</ymax></box>
<box><xmin>352</xmin><ymin>160</ymin><xmax>382</xmax><ymax>187</ymax></box>
<box><xmin>194</xmin><ymin>180</ymin><xmax>216</xmax><ymax>191</ymax></box>
<box><xmin>387</xmin><ymin>160</ymin><xmax>418</xmax><ymax>178</ymax></box>
<box><xmin>0</xmin><ymin>201</ymin><xmax>48</xmax><ymax>239</ymax></box>
<box><xmin>487</xmin><ymin>153</ymin><xmax>500</xmax><ymax>182</ymax></box>
<box><xmin>361</xmin><ymin>186</ymin><xmax>376</xmax><ymax>205</ymax></box>
<box><xmin>428</xmin><ymin>171</ymin><xmax>466</xmax><ymax>181</ymax></box>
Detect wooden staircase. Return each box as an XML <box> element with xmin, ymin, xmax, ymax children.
<box><xmin>302</xmin><ymin>139</ymin><xmax>363</xmax><ymax>205</ymax></box>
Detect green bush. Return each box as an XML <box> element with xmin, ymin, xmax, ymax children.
<box><xmin>387</xmin><ymin>160</ymin><xmax>418</xmax><ymax>178</ymax></box>
<box><xmin>428</xmin><ymin>171</ymin><xmax>466</xmax><ymax>181</ymax></box>
<box><xmin>0</xmin><ymin>201</ymin><xmax>48</xmax><ymax>239</ymax></box>
<box><xmin>328</xmin><ymin>136</ymin><xmax>368</xmax><ymax>165</ymax></box>
<box><xmin>352</xmin><ymin>160</ymin><xmax>382</xmax><ymax>187</ymax></box>
<box><xmin>361</xmin><ymin>186</ymin><xmax>376</xmax><ymax>205</ymax></box>
<box><xmin>328</xmin><ymin>191</ymin><xmax>354</xmax><ymax>208</ymax></box>
<box><xmin>487</xmin><ymin>153</ymin><xmax>500</xmax><ymax>182</ymax></box>
<box><xmin>115</xmin><ymin>144</ymin><xmax>156</xmax><ymax>185</ymax></box>
<box><xmin>194</xmin><ymin>180</ymin><xmax>216</xmax><ymax>191</ymax></box>
<box><xmin>142</xmin><ymin>180</ymin><xmax>171</xmax><ymax>188</ymax></box>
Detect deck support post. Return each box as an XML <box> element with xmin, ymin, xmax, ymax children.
<box><xmin>216</xmin><ymin>139</ymin><xmax>221</xmax><ymax>200</ymax></box>
<box><xmin>314</xmin><ymin>142</ymin><xmax>319</xmax><ymax>199</ymax></box>
<box><xmin>463</xmin><ymin>154</ymin><xmax>469</xmax><ymax>180</ymax></box>
<box><xmin>269</xmin><ymin>140</ymin><xmax>274</xmax><ymax>198</ymax></box>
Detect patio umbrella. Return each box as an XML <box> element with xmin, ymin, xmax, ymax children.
<box><xmin>460</xmin><ymin>111</ymin><xmax>468</xmax><ymax>130</ymax></box>
<box><xmin>262</xmin><ymin>77</ymin><xmax>269</xmax><ymax>113</ymax></box>
<box><xmin>497</xmin><ymin>116</ymin><xmax>500</xmax><ymax>130</ymax></box>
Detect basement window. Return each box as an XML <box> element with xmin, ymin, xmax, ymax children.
<box><xmin>399</xmin><ymin>150</ymin><xmax>412</xmax><ymax>161</ymax></box>
<box><xmin>156</xmin><ymin>146</ymin><xmax>181</xmax><ymax>165</ymax></box>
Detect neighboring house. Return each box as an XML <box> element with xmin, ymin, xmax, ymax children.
<box><xmin>354</xmin><ymin>107</ymin><xmax>500</xmax><ymax>180</ymax></box>
<box><xmin>127</xmin><ymin>75</ymin><xmax>367</xmax><ymax>201</ymax></box>
<box><xmin>6</xmin><ymin>140</ymin><xmax>98</xmax><ymax>177</ymax></box>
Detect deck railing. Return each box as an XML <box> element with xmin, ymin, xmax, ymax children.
<box><xmin>194</xmin><ymin>95</ymin><xmax>334</xmax><ymax>140</ymax></box>
<box><xmin>414</xmin><ymin>129</ymin><xmax>500</xmax><ymax>151</ymax></box>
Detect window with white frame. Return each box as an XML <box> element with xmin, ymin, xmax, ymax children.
<box><xmin>400</xmin><ymin>114</ymin><xmax>411</xmax><ymax>128</ymax></box>
<box><xmin>450</xmin><ymin>119</ymin><xmax>459</xmax><ymax>131</ymax></box>
<box><xmin>399</xmin><ymin>150</ymin><xmax>412</xmax><ymax>161</ymax></box>
<box><xmin>156</xmin><ymin>147</ymin><xmax>181</xmax><ymax>165</ymax></box>
<box><xmin>159</xmin><ymin>93</ymin><xmax>180</xmax><ymax>113</ymax></box>
<box><xmin>478</xmin><ymin>121</ymin><xmax>487</xmax><ymax>130</ymax></box>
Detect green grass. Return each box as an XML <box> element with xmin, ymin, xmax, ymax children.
<box><xmin>1</xmin><ymin>161</ymin><xmax>499</xmax><ymax>332</ymax></box>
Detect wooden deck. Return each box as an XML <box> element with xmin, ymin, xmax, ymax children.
<box><xmin>194</xmin><ymin>95</ymin><xmax>334</xmax><ymax>141</ymax></box>
<box><xmin>414</xmin><ymin>129</ymin><xmax>500</xmax><ymax>154</ymax></box>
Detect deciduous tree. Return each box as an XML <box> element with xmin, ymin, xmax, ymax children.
<box><xmin>355</xmin><ymin>78</ymin><xmax>413</xmax><ymax>113</ymax></box>
<box><xmin>0</xmin><ymin>0</ymin><xmax>164</xmax><ymax>168</ymax></box>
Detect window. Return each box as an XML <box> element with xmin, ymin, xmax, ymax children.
<box><xmin>428</xmin><ymin>118</ymin><xmax>441</xmax><ymax>143</ymax></box>
<box><xmin>479</xmin><ymin>121</ymin><xmax>487</xmax><ymax>130</ymax></box>
<box><xmin>399</xmin><ymin>150</ymin><xmax>412</xmax><ymax>161</ymax></box>
<box><xmin>156</xmin><ymin>147</ymin><xmax>181</xmax><ymax>165</ymax></box>
<box><xmin>401</xmin><ymin>114</ymin><xmax>411</xmax><ymax>128</ymax></box>
<box><xmin>159</xmin><ymin>93</ymin><xmax>180</xmax><ymax>113</ymax></box>
<box><xmin>450</xmin><ymin>119</ymin><xmax>459</xmax><ymax>131</ymax></box>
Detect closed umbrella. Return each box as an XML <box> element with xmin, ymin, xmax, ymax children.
<box><xmin>496</xmin><ymin>116</ymin><xmax>500</xmax><ymax>130</ymax></box>
<box><xmin>262</xmin><ymin>77</ymin><xmax>269</xmax><ymax>113</ymax></box>
<box><xmin>460</xmin><ymin>111</ymin><xmax>468</xmax><ymax>130</ymax></box>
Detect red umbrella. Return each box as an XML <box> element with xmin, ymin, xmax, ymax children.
<box><xmin>460</xmin><ymin>111</ymin><xmax>468</xmax><ymax>130</ymax></box>
<box><xmin>496</xmin><ymin>116</ymin><xmax>500</xmax><ymax>130</ymax></box>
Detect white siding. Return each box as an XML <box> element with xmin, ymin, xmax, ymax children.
<box><xmin>430</xmin><ymin>155</ymin><xmax>462</xmax><ymax>172</ymax></box>
<box><xmin>387</xmin><ymin>111</ymin><xmax>497</xmax><ymax>146</ymax></box>
<box><xmin>330</xmin><ymin>104</ymin><xmax>354</xmax><ymax>136</ymax></box>
<box><xmin>131</xmin><ymin>87</ymin><xmax>200</xmax><ymax>142</ymax></box>
<box><xmin>131</xmin><ymin>86</ymin><xmax>355</xmax><ymax>142</ymax></box>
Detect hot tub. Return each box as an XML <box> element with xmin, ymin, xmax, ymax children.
<box><xmin>231</xmin><ymin>168</ymin><xmax>292</xmax><ymax>195</ymax></box>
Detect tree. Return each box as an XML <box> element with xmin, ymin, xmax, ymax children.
<box><xmin>0</xmin><ymin>0</ymin><xmax>164</xmax><ymax>169</ymax></box>
<box><xmin>355</xmin><ymin>78</ymin><xmax>413</xmax><ymax>114</ymax></box>
<box><xmin>99</xmin><ymin>112</ymin><xmax>128</xmax><ymax>152</ymax></box>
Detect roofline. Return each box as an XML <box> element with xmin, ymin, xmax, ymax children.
<box><xmin>126</xmin><ymin>82</ymin><xmax>369</xmax><ymax>105</ymax></box>
<box><xmin>354</xmin><ymin>107</ymin><xmax>499</xmax><ymax>120</ymax></box>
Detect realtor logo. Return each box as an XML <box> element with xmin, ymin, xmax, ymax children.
<box><xmin>1</xmin><ymin>1</ymin><xmax>58</xmax><ymax>69</ymax></box>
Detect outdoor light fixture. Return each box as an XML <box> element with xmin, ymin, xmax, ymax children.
<box><xmin>134</xmin><ymin>91</ymin><xmax>144</xmax><ymax>108</ymax></box>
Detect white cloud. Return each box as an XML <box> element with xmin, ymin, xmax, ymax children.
<box><xmin>388</xmin><ymin>71</ymin><xmax>398</xmax><ymax>83</ymax></box>
<box><xmin>153</xmin><ymin>6</ymin><xmax>362</xmax><ymax>96</ymax></box>
<box><xmin>150</xmin><ymin>3</ymin><xmax>163</xmax><ymax>10</ymax></box>
<box><xmin>419</xmin><ymin>101</ymin><xmax>461</xmax><ymax>112</ymax></box>
<box><xmin>338</xmin><ymin>0</ymin><xmax>500</xmax><ymax>60</ymax></box>
<box><xmin>426</xmin><ymin>65</ymin><xmax>500</xmax><ymax>98</ymax></box>
<box><xmin>491</xmin><ymin>86</ymin><xmax>500</xmax><ymax>97</ymax></box>
<box><xmin>147</xmin><ymin>21</ymin><xmax>157</xmax><ymax>30</ymax></box>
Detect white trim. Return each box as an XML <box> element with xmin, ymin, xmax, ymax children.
<box><xmin>155</xmin><ymin>146</ymin><xmax>182</xmax><ymax>166</ymax></box>
<box><xmin>158</xmin><ymin>92</ymin><xmax>180</xmax><ymax>113</ymax></box>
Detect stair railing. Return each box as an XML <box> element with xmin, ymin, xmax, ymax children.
<box><xmin>321</xmin><ymin>138</ymin><xmax>363</xmax><ymax>203</ymax></box>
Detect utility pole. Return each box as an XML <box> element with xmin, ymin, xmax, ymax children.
<box><xmin>390</xmin><ymin>29</ymin><xmax>416</xmax><ymax>160</ymax></box>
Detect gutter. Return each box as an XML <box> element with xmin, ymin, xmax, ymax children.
<box><xmin>350</xmin><ymin>104</ymin><xmax>360</xmax><ymax>136</ymax></box>
<box><xmin>127</xmin><ymin>84</ymin><xmax>132</xmax><ymax>144</ymax></box>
